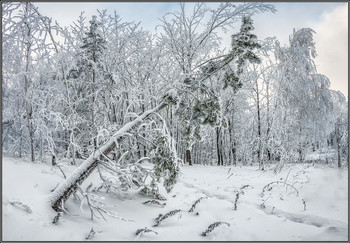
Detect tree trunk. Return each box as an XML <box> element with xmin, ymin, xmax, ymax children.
<box><xmin>24</xmin><ymin>4</ymin><xmax>35</xmax><ymax>162</ymax></box>
<box><xmin>19</xmin><ymin>129</ymin><xmax>23</xmax><ymax>158</ymax></box>
<box><xmin>49</xmin><ymin>102</ymin><xmax>167</xmax><ymax>212</ymax></box>
<box><xmin>52</xmin><ymin>155</ymin><xmax>56</xmax><ymax>166</ymax></box>
<box><xmin>256</xmin><ymin>80</ymin><xmax>263</xmax><ymax>170</ymax></box>
<box><xmin>40</xmin><ymin>131</ymin><xmax>43</xmax><ymax>160</ymax></box>
<box><xmin>265</xmin><ymin>77</ymin><xmax>271</xmax><ymax>162</ymax></box>
<box><xmin>298</xmin><ymin>125</ymin><xmax>303</xmax><ymax>163</ymax></box>
<box><xmin>17</xmin><ymin>98</ymin><xmax>23</xmax><ymax>158</ymax></box>
<box><xmin>220</xmin><ymin>132</ymin><xmax>224</xmax><ymax>165</ymax></box>
<box><xmin>92</xmin><ymin>56</ymin><xmax>97</xmax><ymax>151</ymax></box>
<box><xmin>228</xmin><ymin>119</ymin><xmax>236</xmax><ymax>166</ymax></box>
<box><xmin>335</xmin><ymin>122</ymin><xmax>341</xmax><ymax>168</ymax></box>
<box><xmin>186</xmin><ymin>149</ymin><xmax>192</xmax><ymax>166</ymax></box>
<box><xmin>216</xmin><ymin>127</ymin><xmax>224</xmax><ymax>166</ymax></box>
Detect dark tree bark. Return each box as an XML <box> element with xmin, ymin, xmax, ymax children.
<box><xmin>216</xmin><ymin>127</ymin><xmax>223</xmax><ymax>166</ymax></box>
<box><xmin>186</xmin><ymin>149</ymin><xmax>192</xmax><ymax>166</ymax></box>
<box><xmin>255</xmin><ymin>80</ymin><xmax>263</xmax><ymax>170</ymax></box>
<box><xmin>52</xmin><ymin>155</ymin><xmax>56</xmax><ymax>166</ymax></box>
<box><xmin>335</xmin><ymin>120</ymin><xmax>341</xmax><ymax>168</ymax></box>
<box><xmin>228</xmin><ymin>119</ymin><xmax>236</xmax><ymax>166</ymax></box>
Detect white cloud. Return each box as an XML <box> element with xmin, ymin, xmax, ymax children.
<box><xmin>252</xmin><ymin>3</ymin><xmax>323</xmax><ymax>46</ymax></box>
<box><xmin>314</xmin><ymin>4</ymin><xmax>348</xmax><ymax>99</ymax></box>
<box><xmin>35</xmin><ymin>2</ymin><xmax>179</xmax><ymax>32</ymax></box>
<box><xmin>35</xmin><ymin>3</ymin><xmax>101</xmax><ymax>27</ymax></box>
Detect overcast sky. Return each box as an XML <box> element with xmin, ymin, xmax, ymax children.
<box><xmin>35</xmin><ymin>2</ymin><xmax>348</xmax><ymax>99</ymax></box>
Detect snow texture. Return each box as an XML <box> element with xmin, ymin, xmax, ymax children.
<box><xmin>3</xmin><ymin>156</ymin><xmax>348</xmax><ymax>241</ymax></box>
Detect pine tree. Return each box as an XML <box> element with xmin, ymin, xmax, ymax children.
<box><xmin>68</xmin><ymin>15</ymin><xmax>107</xmax><ymax>156</ymax></box>
<box><xmin>224</xmin><ymin>16</ymin><xmax>261</xmax><ymax>90</ymax></box>
<box><xmin>81</xmin><ymin>15</ymin><xmax>106</xmax><ymax>63</ymax></box>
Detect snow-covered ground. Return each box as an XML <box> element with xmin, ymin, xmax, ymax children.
<box><xmin>2</xmin><ymin>156</ymin><xmax>348</xmax><ymax>241</ymax></box>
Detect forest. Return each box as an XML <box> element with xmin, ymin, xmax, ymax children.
<box><xmin>2</xmin><ymin>2</ymin><xmax>348</xmax><ymax>241</ymax></box>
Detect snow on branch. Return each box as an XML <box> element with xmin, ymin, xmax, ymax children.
<box><xmin>143</xmin><ymin>200</ymin><xmax>166</xmax><ymax>207</ymax></box>
<box><xmin>10</xmin><ymin>201</ymin><xmax>32</xmax><ymax>213</ymax></box>
<box><xmin>233</xmin><ymin>192</ymin><xmax>240</xmax><ymax>210</ymax></box>
<box><xmin>135</xmin><ymin>227</ymin><xmax>158</xmax><ymax>237</ymax></box>
<box><xmin>52</xmin><ymin>211</ymin><xmax>63</xmax><ymax>225</ymax></box>
<box><xmin>201</xmin><ymin>222</ymin><xmax>231</xmax><ymax>236</ymax></box>
<box><xmin>189</xmin><ymin>196</ymin><xmax>207</xmax><ymax>212</ymax></box>
<box><xmin>153</xmin><ymin>209</ymin><xmax>182</xmax><ymax>227</ymax></box>
<box><xmin>239</xmin><ymin>184</ymin><xmax>254</xmax><ymax>194</ymax></box>
<box><xmin>85</xmin><ymin>227</ymin><xmax>96</xmax><ymax>240</ymax></box>
<box><xmin>262</xmin><ymin>181</ymin><xmax>299</xmax><ymax>196</ymax></box>
<box><xmin>49</xmin><ymin>102</ymin><xmax>167</xmax><ymax>212</ymax></box>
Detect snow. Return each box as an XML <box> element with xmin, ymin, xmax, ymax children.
<box><xmin>3</xmin><ymin>156</ymin><xmax>348</xmax><ymax>241</ymax></box>
<box><xmin>48</xmin><ymin>102</ymin><xmax>166</xmax><ymax>206</ymax></box>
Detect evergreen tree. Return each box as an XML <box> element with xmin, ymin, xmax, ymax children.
<box><xmin>68</xmin><ymin>16</ymin><xmax>107</xmax><ymax>156</ymax></box>
<box><xmin>81</xmin><ymin>15</ymin><xmax>106</xmax><ymax>61</ymax></box>
<box><xmin>224</xmin><ymin>16</ymin><xmax>261</xmax><ymax>90</ymax></box>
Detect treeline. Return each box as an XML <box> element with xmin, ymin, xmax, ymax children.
<box><xmin>2</xmin><ymin>2</ymin><xmax>348</xmax><ymax>171</ymax></box>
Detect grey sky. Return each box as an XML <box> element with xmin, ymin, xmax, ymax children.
<box><xmin>35</xmin><ymin>2</ymin><xmax>348</xmax><ymax>99</ymax></box>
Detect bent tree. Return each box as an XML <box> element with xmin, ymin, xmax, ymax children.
<box><xmin>49</xmin><ymin>32</ymin><xmax>255</xmax><ymax>211</ymax></box>
<box><xmin>49</xmin><ymin>3</ymin><xmax>275</xmax><ymax>213</ymax></box>
<box><xmin>49</xmin><ymin>101</ymin><xmax>169</xmax><ymax>211</ymax></box>
<box><xmin>157</xmin><ymin>2</ymin><xmax>275</xmax><ymax>165</ymax></box>
<box><xmin>3</xmin><ymin>1</ymin><xmax>276</xmax><ymax>214</ymax></box>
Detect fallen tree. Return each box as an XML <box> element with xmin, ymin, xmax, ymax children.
<box><xmin>48</xmin><ymin>10</ymin><xmax>267</xmax><ymax>211</ymax></box>
<box><xmin>49</xmin><ymin>102</ymin><xmax>167</xmax><ymax>212</ymax></box>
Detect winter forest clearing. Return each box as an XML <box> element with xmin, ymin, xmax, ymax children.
<box><xmin>3</xmin><ymin>156</ymin><xmax>348</xmax><ymax>241</ymax></box>
<box><xmin>2</xmin><ymin>2</ymin><xmax>348</xmax><ymax>241</ymax></box>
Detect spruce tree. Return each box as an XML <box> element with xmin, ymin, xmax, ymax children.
<box><xmin>68</xmin><ymin>15</ymin><xmax>107</xmax><ymax>156</ymax></box>
<box><xmin>224</xmin><ymin>15</ymin><xmax>261</xmax><ymax>90</ymax></box>
<box><xmin>81</xmin><ymin>15</ymin><xmax>106</xmax><ymax>63</ymax></box>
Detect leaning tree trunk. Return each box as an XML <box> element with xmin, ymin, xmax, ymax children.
<box><xmin>49</xmin><ymin>102</ymin><xmax>167</xmax><ymax>212</ymax></box>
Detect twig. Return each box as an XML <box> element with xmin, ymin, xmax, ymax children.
<box><xmin>260</xmin><ymin>196</ymin><xmax>271</xmax><ymax>208</ymax></box>
<box><xmin>302</xmin><ymin>199</ymin><xmax>306</xmax><ymax>211</ymax></box>
<box><xmin>233</xmin><ymin>192</ymin><xmax>239</xmax><ymax>210</ymax></box>
<box><xmin>262</xmin><ymin>181</ymin><xmax>299</xmax><ymax>196</ymax></box>
<box><xmin>52</xmin><ymin>211</ymin><xmax>63</xmax><ymax>225</ymax></box>
<box><xmin>239</xmin><ymin>184</ymin><xmax>254</xmax><ymax>194</ymax></box>
<box><xmin>240</xmin><ymin>184</ymin><xmax>254</xmax><ymax>190</ymax></box>
<box><xmin>55</xmin><ymin>163</ymin><xmax>67</xmax><ymax>179</ymax></box>
<box><xmin>284</xmin><ymin>168</ymin><xmax>292</xmax><ymax>187</ymax></box>
<box><xmin>271</xmin><ymin>206</ymin><xmax>275</xmax><ymax>214</ymax></box>
<box><xmin>201</xmin><ymin>222</ymin><xmax>230</xmax><ymax>236</ymax></box>
<box><xmin>10</xmin><ymin>201</ymin><xmax>32</xmax><ymax>213</ymax></box>
<box><xmin>143</xmin><ymin>200</ymin><xmax>166</xmax><ymax>207</ymax></box>
<box><xmin>153</xmin><ymin>209</ymin><xmax>181</xmax><ymax>227</ymax></box>
<box><xmin>135</xmin><ymin>227</ymin><xmax>158</xmax><ymax>239</ymax></box>
<box><xmin>50</xmin><ymin>183</ymin><xmax>59</xmax><ymax>192</ymax></box>
<box><xmin>189</xmin><ymin>197</ymin><xmax>207</xmax><ymax>212</ymax></box>
<box><xmin>85</xmin><ymin>183</ymin><xmax>93</xmax><ymax>193</ymax></box>
<box><xmin>85</xmin><ymin>227</ymin><xmax>95</xmax><ymax>240</ymax></box>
